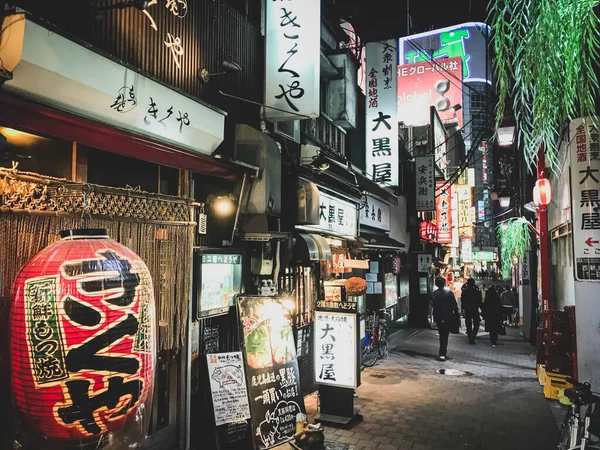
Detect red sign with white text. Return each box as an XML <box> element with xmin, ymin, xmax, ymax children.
<box><xmin>398</xmin><ymin>57</ymin><xmax>463</xmax><ymax>127</ymax></box>
<box><xmin>436</xmin><ymin>181</ymin><xmax>453</xmax><ymax>244</ymax></box>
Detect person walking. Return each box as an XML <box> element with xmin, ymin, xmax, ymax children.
<box><xmin>461</xmin><ymin>278</ymin><xmax>482</xmax><ymax>344</ymax></box>
<box><xmin>484</xmin><ymin>286</ymin><xmax>504</xmax><ymax>347</ymax></box>
<box><xmin>431</xmin><ymin>277</ymin><xmax>459</xmax><ymax>361</ymax></box>
<box><xmin>500</xmin><ymin>286</ymin><xmax>516</xmax><ymax>325</ymax></box>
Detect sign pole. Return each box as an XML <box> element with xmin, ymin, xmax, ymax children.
<box><xmin>537</xmin><ymin>144</ymin><xmax>550</xmax><ymax>328</ymax></box>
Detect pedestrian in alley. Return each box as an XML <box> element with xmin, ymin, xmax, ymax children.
<box><xmin>431</xmin><ymin>277</ymin><xmax>459</xmax><ymax>361</ymax></box>
<box><xmin>484</xmin><ymin>286</ymin><xmax>504</xmax><ymax>347</ymax></box>
<box><xmin>500</xmin><ymin>286</ymin><xmax>516</xmax><ymax>325</ymax></box>
<box><xmin>461</xmin><ymin>278</ymin><xmax>482</xmax><ymax>344</ymax></box>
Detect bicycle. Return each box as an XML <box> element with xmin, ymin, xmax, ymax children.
<box><xmin>361</xmin><ymin>308</ymin><xmax>390</xmax><ymax>368</ymax></box>
<box><xmin>558</xmin><ymin>377</ymin><xmax>600</xmax><ymax>450</ymax></box>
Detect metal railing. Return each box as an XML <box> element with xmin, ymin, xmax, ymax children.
<box><xmin>301</xmin><ymin>113</ymin><xmax>346</xmax><ymax>157</ymax></box>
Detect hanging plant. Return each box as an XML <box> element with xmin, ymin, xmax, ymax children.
<box><xmin>488</xmin><ymin>0</ymin><xmax>600</xmax><ymax>172</ymax></box>
<box><xmin>497</xmin><ymin>218</ymin><xmax>532</xmax><ymax>279</ymax></box>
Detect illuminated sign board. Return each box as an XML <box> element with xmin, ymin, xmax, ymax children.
<box><xmin>265</xmin><ymin>0</ymin><xmax>320</xmax><ymax>121</ymax></box>
<box><xmin>397</xmin><ymin>57</ymin><xmax>463</xmax><ymax>127</ymax></box>
<box><xmin>436</xmin><ymin>181</ymin><xmax>453</xmax><ymax>244</ymax></box>
<box><xmin>315</xmin><ymin>312</ymin><xmax>357</xmax><ymax>389</ymax></box>
<box><xmin>399</xmin><ymin>22</ymin><xmax>492</xmax><ymax>85</ymax></box>
<box><xmin>456</xmin><ymin>184</ymin><xmax>475</xmax><ymax>237</ymax></box>
<box><xmin>472</xmin><ymin>251</ymin><xmax>498</xmax><ymax>262</ymax></box>
<box><xmin>415</xmin><ymin>156</ymin><xmax>435</xmax><ymax>211</ymax></box>
<box><xmin>431</xmin><ymin>106</ymin><xmax>449</xmax><ymax>172</ymax></box>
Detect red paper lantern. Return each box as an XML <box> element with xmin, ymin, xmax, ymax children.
<box><xmin>10</xmin><ymin>229</ymin><xmax>155</xmax><ymax>441</ymax></box>
<box><xmin>533</xmin><ymin>178</ymin><xmax>552</xmax><ymax>206</ymax></box>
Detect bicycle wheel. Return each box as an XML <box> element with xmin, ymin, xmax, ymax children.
<box><xmin>362</xmin><ymin>341</ymin><xmax>378</xmax><ymax>367</ymax></box>
<box><xmin>378</xmin><ymin>327</ymin><xmax>388</xmax><ymax>358</ymax></box>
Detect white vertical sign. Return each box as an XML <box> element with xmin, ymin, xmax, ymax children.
<box><xmin>314</xmin><ymin>312</ymin><xmax>357</xmax><ymax>389</ymax></box>
<box><xmin>461</xmin><ymin>237</ymin><xmax>473</xmax><ymax>263</ymax></box>
<box><xmin>264</xmin><ymin>0</ymin><xmax>320</xmax><ymax>121</ymax></box>
<box><xmin>570</xmin><ymin>117</ymin><xmax>600</xmax><ymax>281</ymax></box>
<box><xmin>415</xmin><ymin>156</ymin><xmax>435</xmax><ymax>211</ymax></box>
<box><xmin>365</xmin><ymin>39</ymin><xmax>399</xmax><ymax>186</ymax></box>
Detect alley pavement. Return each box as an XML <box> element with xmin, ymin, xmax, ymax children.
<box><xmin>301</xmin><ymin>327</ymin><xmax>560</xmax><ymax>450</ymax></box>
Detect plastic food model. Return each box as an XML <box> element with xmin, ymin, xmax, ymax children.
<box><xmin>10</xmin><ymin>229</ymin><xmax>155</xmax><ymax>441</ymax></box>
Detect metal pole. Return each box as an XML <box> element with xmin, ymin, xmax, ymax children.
<box><xmin>537</xmin><ymin>144</ymin><xmax>550</xmax><ymax>328</ymax></box>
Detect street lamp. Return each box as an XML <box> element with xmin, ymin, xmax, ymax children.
<box><xmin>533</xmin><ymin>178</ymin><xmax>552</xmax><ymax>206</ymax></box>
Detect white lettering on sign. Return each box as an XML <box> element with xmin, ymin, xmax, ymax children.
<box><xmin>359</xmin><ymin>195</ymin><xmax>391</xmax><ymax>231</ymax></box>
<box><xmin>264</xmin><ymin>0</ymin><xmax>320</xmax><ymax>121</ymax></box>
<box><xmin>365</xmin><ymin>39</ymin><xmax>399</xmax><ymax>186</ymax></box>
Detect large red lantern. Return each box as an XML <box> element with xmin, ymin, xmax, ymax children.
<box><xmin>533</xmin><ymin>178</ymin><xmax>552</xmax><ymax>206</ymax></box>
<box><xmin>10</xmin><ymin>229</ymin><xmax>155</xmax><ymax>441</ymax></box>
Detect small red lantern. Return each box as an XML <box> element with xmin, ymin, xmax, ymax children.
<box><xmin>10</xmin><ymin>229</ymin><xmax>155</xmax><ymax>441</ymax></box>
<box><xmin>533</xmin><ymin>178</ymin><xmax>552</xmax><ymax>206</ymax></box>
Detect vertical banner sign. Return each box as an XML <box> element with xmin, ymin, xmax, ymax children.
<box><xmin>314</xmin><ymin>312</ymin><xmax>357</xmax><ymax>389</ymax></box>
<box><xmin>238</xmin><ymin>297</ymin><xmax>305</xmax><ymax>449</ymax></box>
<box><xmin>455</xmin><ymin>184</ymin><xmax>475</xmax><ymax>237</ymax></box>
<box><xmin>461</xmin><ymin>237</ymin><xmax>473</xmax><ymax>263</ymax></box>
<box><xmin>451</xmin><ymin>190</ymin><xmax>460</xmax><ymax>248</ymax></box>
<box><xmin>415</xmin><ymin>156</ymin><xmax>436</xmax><ymax>211</ymax></box>
<box><xmin>435</xmin><ymin>181</ymin><xmax>453</xmax><ymax>244</ymax></box>
<box><xmin>265</xmin><ymin>0</ymin><xmax>320</xmax><ymax>121</ymax></box>
<box><xmin>207</xmin><ymin>352</ymin><xmax>252</xmax><ymax>426</ymax></box>
<box><xmin>365</xmin><ymin>39</ymin><xmax>399</xmax><ymax>186</ymax></box>
<box><xmin>570</xmin><ymin>118</ymin><xmax>600</xmax><ymax>281</ymax></box>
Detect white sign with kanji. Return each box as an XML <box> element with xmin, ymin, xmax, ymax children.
<box><xmin>302</xmin><ymin>189</ymin><xmax>357</xmax><ymax>237</ymax></box>
<box><xmin>359</xmin><ymin>195</ymin><xmax>391</xmax><ymax>231</ymax></box>
<box><xmin>365</xmin><ymin>39</ymin><xmax>398</xmax><ymax>186</ymax></box>
<box><xmin>417</xmin><ymin>254</ymin><xmax>432</xmax><ymax>272</ymax></box>
<box><xmin>570</xmin><ymin>117</ymin><xmax>600</xmax><ymax>281</ymax></box>
<box><xmin>415</xmin><ymin>156</ymin><xmax>435</xmax><ymax>211</ymax></box>
<box><xmin>314</xmin><ymin>312</ymin><xmax>357</xmax><ymax>389</ymax></box>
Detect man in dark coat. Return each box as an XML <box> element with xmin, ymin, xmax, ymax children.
<box><xmin>431</xmin><ymin>277</ymin><xmax>459</xmax><ymax>361</ymax></box>
<box><xmin>484</xmin><ymin>287</ymin><xmax>504</xmax><ymax>347</ymax></box>
<box><xmin>461</xmin><ymin>278</ymin><xmax>482</xmax><ymax>344</ymax></box>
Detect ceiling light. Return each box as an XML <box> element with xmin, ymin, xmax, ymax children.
<box><xmin>499</xmin><ymin>196</ymin><xmax>511</xmax><ymax>208</ymax></box>
<box><xmin>199</xmin><ymin>60</ymin><xmax>242</xmax><ymax>83</ymax></box>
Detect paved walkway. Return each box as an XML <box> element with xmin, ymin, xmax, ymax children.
<box><xmin>301</xmin><ymin>327</ymin><xmax>560</xmax><ymax>450</ymax></box>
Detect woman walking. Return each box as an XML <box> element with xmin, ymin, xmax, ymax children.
<box><xmin>484</xmin><ymin>287</ymin><xmax>503</xmax><ymax>347</ymax></box>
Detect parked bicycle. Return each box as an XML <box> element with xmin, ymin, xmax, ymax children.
<box><xmin>558</xmin><ymin>377</ymin><xmax>600</xmax><ymax>450</ymax></box>
<box><xmin>361</xmin><ymin>308</ymin><xmax>390</xmax><ymax>368</ymax></box>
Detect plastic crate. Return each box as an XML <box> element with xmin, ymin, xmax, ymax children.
<box><xmin>537</xmin><ymin>364</ymin><xmax>547</xmax><ymax>386</ymax></box>
<box><xmin>544</xmin><ymin>372</ymin><xmax>573</xmax><ymax>400</ymax></box>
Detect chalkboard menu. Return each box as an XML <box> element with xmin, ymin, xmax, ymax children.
<box><xmin>237</xmin><ymin>296</ymin><xmax>306</xmax><ymax>450</ymax></box>
<box><xmin>204</xmin><ymin>325</ymin><xmax>220</xmax><ymax>354</ymax></box>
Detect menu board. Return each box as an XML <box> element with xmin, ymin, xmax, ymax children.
<box><xmin>204</xmin><ymin>325</ymin><xmax>220</xmax><ymax>354</ymax></box>
<box><xmin>238</xmin><ymin>296</ymin><xmax>305</xmax><ymax>450</ymax></box>
<box><xmin>200</xmin><ymin>253</ymin><xmax>242</xmax><ymax>316</ymax></box>
<box><xmin>314</xmin><ymin>312</ymin><xmax>357</xmax><ymax>389</ymax></box>
<box><xmin>207</xmin><ymin>352</ymin><xmax>252</xmax><ymax>426</ymax></box>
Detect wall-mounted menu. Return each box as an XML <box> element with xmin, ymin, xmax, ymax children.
<box><xmin>238</xmin><ymin>296</ymin><xmax>305</xmax><ymax>449</ymax></box>
<box><xmin>207</xmin><ymin>352</ymin><xmax>252</xmax><ymax>426</ymax></box>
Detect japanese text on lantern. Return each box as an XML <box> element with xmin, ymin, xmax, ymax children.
<box><xmin>25</xmin><ymin>277</ymin><xmax>68</xmax><ymax>385</ymax></box>
<box><xmin>365</xmin><ymin>39</ymin><xmax>398</xmax><ymax>186</ymax></box>
<box><xmin>436</xmin><ymin>181</ymin><xmax>453</xmax><ymax>244</ymax></box>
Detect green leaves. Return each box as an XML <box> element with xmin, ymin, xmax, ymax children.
<box><xmin>497</xmin><ymin>218</ymin><xmax>532</xmax><ymax>279</ymax></box>
<box><xmin>488</xmin><ymin>0</ymin><xmax>600</xmax><ymax>173</ymax></box>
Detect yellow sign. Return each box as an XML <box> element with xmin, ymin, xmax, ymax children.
<box><xmin>455</xmin><ymin>185</ymin><xmax>475</xmax><ymax>237</ymax></box>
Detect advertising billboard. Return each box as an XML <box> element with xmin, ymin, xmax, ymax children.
<box><xmin>397</xmin><ymin>57</ymin><xmax>463</xmax><ymax>127</ymax></box>
<box><xmin>399</xmin><ymin>22</ymin><xmax>491</xmax><ymax>85</ymax></box>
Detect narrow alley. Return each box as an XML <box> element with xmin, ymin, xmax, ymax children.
<box><xmin>305</xmin><ymin>328</ymin><xmax>559</xmax><ymax>450</ymax></box>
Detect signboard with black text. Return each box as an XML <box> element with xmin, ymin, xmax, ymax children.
<box><xmin>238</xmin><ymin>297</ymin><xmax>305</xmax><ymax>449</ymax></box>
<box><xmin>415</xmin><ymin>156</ymin><xmax>435</xmax><ymax>211</ymax></box>
<box><xmin>301</xmin><ymin>189</ymin><xmax>357</xmax><ymax>237</ymax></box>
<box><xmin>359</xmin><ymin>195</ymin><xmax>391</xmax><ymax>231</ymax></box>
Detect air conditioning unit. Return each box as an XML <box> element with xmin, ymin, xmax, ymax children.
<box><xmin>274</xmin><ymin>120</ymin><xmax>300</xmax><ymax>144</ymax></box>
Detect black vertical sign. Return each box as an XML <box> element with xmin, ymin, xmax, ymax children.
<box><xmin>237</xmin><ymin>296</ymin><xmax>305</xmax><ymax>450</ymax></box>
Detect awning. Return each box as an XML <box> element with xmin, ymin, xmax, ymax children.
<box><xmin>296</xmin><ymin>233</ymin><xmax>332</xmax><ymax>262</ymax></box>
<box><xmin>359</xmin><ymin>232</ymin><xmax>406</xmax><ymax>251</ymax></box>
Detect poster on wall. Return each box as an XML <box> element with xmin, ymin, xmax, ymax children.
<box><xmin>207</xmin><ymin>352</ymin><xmax>252</xmax><ymax>426</ymax></box>
<box><xmin>314</xmin><ymin>312</ymin><xmax>357</xmax><ymax>389</ymax></box>
<box><xmin>237</xmin><ymin>297</ymin><xmax>305</xmax><ymax>449</ymax></box>
<box><xmin>365</xmin><ymin>39</ymin><xmax>399</xmax><ymax>186</ymax></box>
<box><xmin>570</xmin><ymin>117</ymin><xmax>600</xmax><ymax>281</ymax></box>
<box><xmin>264</xmin><ymin>0</ymin><xmax>320</xmax><ymax>121</ymax></box>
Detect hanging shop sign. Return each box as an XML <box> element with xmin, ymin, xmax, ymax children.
<box><xmin>419</xmin><ymin>221</ymin><xmax>438</xmax><ymax>242</ymax></box>
<box><xmin>359</xmin><ymin>195</ymin><xmax>391</xmax><ymax>231</ymax></box>
<box><xmin>451</xmin><ymin>190</ymin><xmax>460</xmax><ymax>248</ymax></box>
<box><xmin>318</xmin><ymin>283</ymin><xmax>359</xmax><ymax>312</ymax></box>
<box><xmin>461</xmin><ymin>237</ymin><xmax>473</xmax><ymax>263</ymax></box>
<box><xmin>481</xmin><ymin>141</ymin><xmax>488</xmax><ymax>184</ymax></box>
<box><xmin>365</xmin><ymin>39</ymin><xmax>399</xmax><ymax>186</ymax></box>
<box><xmin>417</xmin><ymin>254</ymin><xmax>433</xmax><ymax>272</ymax></box>
<box><xmin>207</xmin><ymin>352</ymin><xmax>252</xmax><ymax>427</ymax></box>
<box><xmin>399</xmin><ymin>22</ymin><xmax>492</xmax><ymax>85</ymax></box>
<box><xmin>397</xmin><ymin>57</ymin><xmax>463</xmax><ymax>127</ymax></box>
<box><xmin>569</xmin><ymin>117</ymin><xmax>600</xmax><ymax>281</ymax></box>
<box><xmin>1</xmin><ymin>17</ymin><xmax>225</xmax><ymax>156</ymax></box>
<box><xmin>456</xmin><ymin>184</ymin><xmax>475</xmax><ymax>237</ymax></box>
<box><xmin>472</xmin><ymin>251</ymin><xmax>497</xmax><ymax>262</ymax></box>
<box><xmin>238</xmin><ymin>296</ymin><xmax>305</xmax><ymax>450</ymax></box>
<box><xmin>302</xmin><ymin>189</ymin><xmax>357</xmax><ymax>237</ymax></box>
<box><xmin>431</xmin><ymin>107</ymin><xmax>449</xmax><ymax>172</ymax></box>
<box><xmin>436</xmin><ymin>181</ymin><xmax>453</xmax><ymax>244</ymax></box>
<box><xmin>314</xmin><ymin>312</ymin><xmax>357</xmax><ymax>389</ymax></box>
<box><xmin>520</xmin><ymin>252</ymin><xmax>530</xmax><ymax>286</ymax></box>
<box><xmin>264</xmin><ymin>0</ymin><xmax>320</xmax><ymax>121</ymax></box>
<box><xmin>415</xmin><ymin>156</ymin><xmax>436</xmax><ymax>211</ymax></box>
<box><xmin>10</xmin><ymin>230</ymin><xmax>155</xmax><ymax>440</ymax></box>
